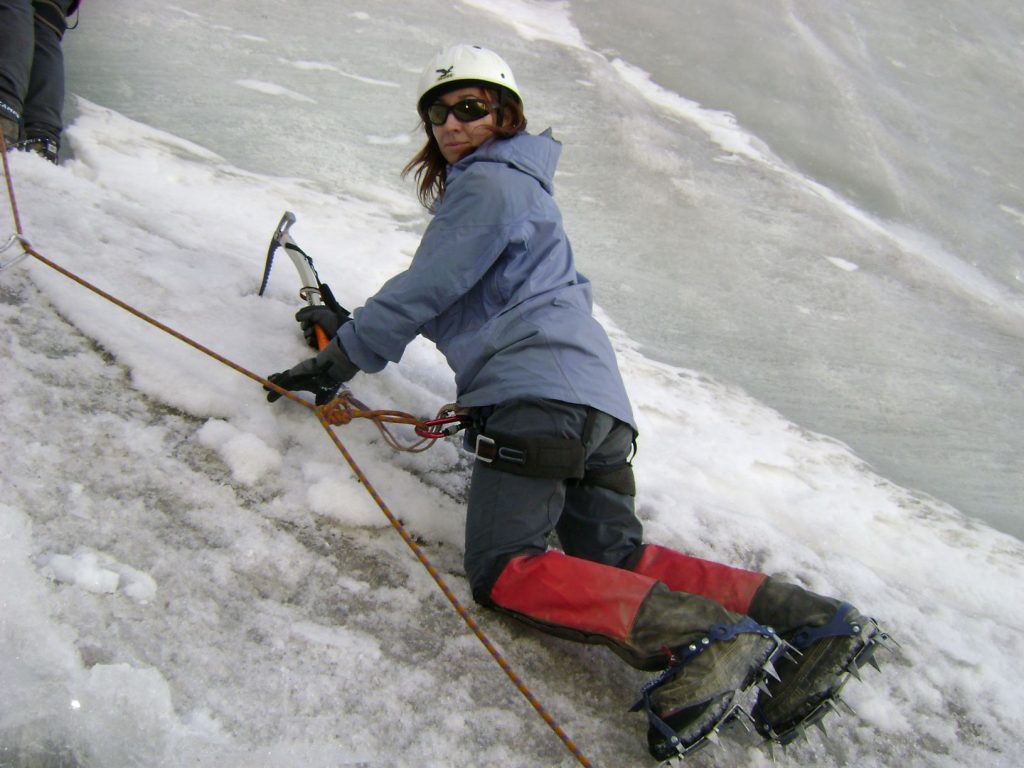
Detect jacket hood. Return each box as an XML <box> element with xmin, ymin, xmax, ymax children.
<box><xmin>450</xmin><ymin>129</ymin><xmax>561</xmax><ymax>195</ymax></box>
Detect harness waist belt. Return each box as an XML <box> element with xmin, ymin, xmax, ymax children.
<box><xmin>475</xmin><ymin>431</ymin><xmax>585</xmax><ymax>479</ymax></box>
<box><xmin>474</xmin><ymin>430</ymin><xmax>636</xmax><ymax>496</ymax></box>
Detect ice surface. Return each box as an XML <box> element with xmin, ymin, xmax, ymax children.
<box><xmin>2</xmin><ymin>0</ymin><xmax>1023</xmax><ymax>765</ymax></box>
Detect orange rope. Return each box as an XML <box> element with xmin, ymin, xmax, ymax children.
<box><xmin>1</xmin><ymin>137</ymin><xmax>23</xmax><ymax>235</ymax></box>
<box><xmin>315</xmin><ymin>410</ymin><xmax>593</xmax><ymax>765</ymax></box>
<box><xmin>0</xmin><ymin>135</ymin><xmax>594</xmax><ymax>767</ymax></box>
<box><xmin>320</xmin><ymin>395</ymin><xmax>433</xmax><ymax>452</ymax></box>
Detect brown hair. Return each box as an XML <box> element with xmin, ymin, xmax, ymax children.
<box><xmin>402</xmin><ymin>86</ymin><xmax>527</xmax><ymax>209</ymax></box>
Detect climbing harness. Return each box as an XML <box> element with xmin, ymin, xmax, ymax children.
<box><xmin>0</xmin><ymin>135</ymin><xmax>593</xmax><ymax>768</ymax></box>
<box><xmin>469</xmin><ymin>406</ymin><xmax>638</xmax><ymax>495</ymax></box>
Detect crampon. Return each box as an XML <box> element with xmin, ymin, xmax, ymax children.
<box><xmin>752</xmin><ymin>604</ymin><xmax>898</xmax><ymax>747</ymax></box>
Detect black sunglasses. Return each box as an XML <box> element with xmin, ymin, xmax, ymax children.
<box><xmin>425</xmin><ymin>98</ymin><xmax>496</xmax><ymax>126</ymax></box>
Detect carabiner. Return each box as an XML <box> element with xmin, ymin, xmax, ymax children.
<box><xmin>414</xmin><ymin>414</ymin><xmax>470</xmax><ymax>440</ymax></box>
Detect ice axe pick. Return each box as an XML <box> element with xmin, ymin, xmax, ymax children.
<box><xmin>258</xmin><ymin>211</ymin><xmax>332</xmax><ymax>350</ymax></box>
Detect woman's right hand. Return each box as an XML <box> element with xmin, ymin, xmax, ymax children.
<box><xmin>295</xmin><ymin>283</ymin><xmax>351</xmax><ymax>349</ymax></box>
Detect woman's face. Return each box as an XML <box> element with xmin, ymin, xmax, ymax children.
<box><xmin>429</xmin><ymin>86</ymin><xmax>496</xmax><ymax>165</ymax></box>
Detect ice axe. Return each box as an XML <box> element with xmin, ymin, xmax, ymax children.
<box><xmin>258</xmin><ymin>211</ymin><xmax>345</xmax><ymax>350</ymax></box>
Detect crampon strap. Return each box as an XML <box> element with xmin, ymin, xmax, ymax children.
<box><xmin>790</xmin><ymin>602</ymin><xmax>860</xmax><ymax>650</ymax></box>
<box><xmin>630</xmin><ymin>616</ymin><xmax>778</xmax><ymax>757</ymax></box>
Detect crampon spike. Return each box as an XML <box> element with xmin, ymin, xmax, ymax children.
<box><xmin>835</xmin><ymin>695</ymin><xmax>857</xmax><ymax>716</ymax></box>
<box><xmin>734</xmin><ymin>712</ymin><xmax>754</xmax><ymax>733</ymax></box>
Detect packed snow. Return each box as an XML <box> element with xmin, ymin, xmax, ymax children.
<box><xmin>3</xmin><ymin>0</ymin><xmax>1024</xmax><ymax>764</ymax></box>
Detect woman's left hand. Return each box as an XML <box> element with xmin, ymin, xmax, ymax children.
<box><xmin>265</xmin><ymin>337</ymin><xmax>360</xmax><ymax>405</ymax></box>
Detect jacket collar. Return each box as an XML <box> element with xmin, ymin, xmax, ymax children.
<box><xmin>447</xmin><ymin>129</ymin><xmax>561</xmax><ymax>195</ymax></box>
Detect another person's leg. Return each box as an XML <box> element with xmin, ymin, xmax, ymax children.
<box><xmin>0</xmin><ymin>0</ymin><xmax>34</xmax><ymax>144</ymax></box>
<box><xmin>21</xmin><ymin>0</ymin><xmax>74</xmax><ymax>160</ymax></box>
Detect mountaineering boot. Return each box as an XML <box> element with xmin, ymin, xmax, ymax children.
<box><xmin>486</xmin><ymin>552</ymin><xmax>783</xmax><ymax>761</ymax></box>
<box><xmin>1</xmin><ymin>99</ymin><xmax>20</xmax><ymax>148</ymax></box>
<box><xmin>631</xmin><ymin>585</ymin><xmax>781</xmax><ymax>761</ymax></box>
<box><xmin>746</xmin><ymin>577</ymin><xmax>889</xmax><ymax>743</ymax></box>
<box><xmin>20</xmin><ymin>136</ymin><xmax>59</xmax><ymax>164</ymax></box>
<box><xmin>1</xmin><ymin>116</ymin><xmax>18</xmax><ymax>147</ymax></box>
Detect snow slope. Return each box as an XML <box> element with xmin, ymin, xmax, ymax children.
<box><xmin>1</xmin><ymin>101</ymin><xmax>1022</xmax><ymax>767</ymax></box>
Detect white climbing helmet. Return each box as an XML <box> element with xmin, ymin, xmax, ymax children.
<box><xmin>416</xmin><ymin>44</ymin><xmax>522</xmax><ymax>114</ymax></box>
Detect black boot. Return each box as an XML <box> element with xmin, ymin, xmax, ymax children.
<box><xmin>747</xmin><ymin>578</ymin><xmax>887</xmax><ymax>742</ymax></box>
<box><xmin>20</xmin><ymin>136</ymin><xmax>59</xmax><ymax>164</ymax></box>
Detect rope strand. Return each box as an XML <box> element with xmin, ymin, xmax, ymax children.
<box><xmin>0</xmin><ymin>135</ymin><xmax>594</xmax><ymax>767</ymax></box>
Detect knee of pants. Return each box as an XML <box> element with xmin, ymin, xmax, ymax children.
<box><xmin>558</xmin><ymin>484</ymin><xmax>643</xmax><ymax>566</ymax></box>
<box><xmin>463</xmin><ymin>461</ymin><xmax>565</xmax><ymax>605</ymax></box>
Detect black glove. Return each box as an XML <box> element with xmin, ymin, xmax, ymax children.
<box><xmin>296</xmin><ymin>283</ymin><xmax>351</xmax><ymax>349</ymax></box>
<box><xmin>265</xmin><ymin>337</ymin><xmax>360</xmax><ymax>405</ymax></box>
<box><xmin>296</xmin><ymin>305</ymin><xmax>350</xmax><ymax>349</ymax></box>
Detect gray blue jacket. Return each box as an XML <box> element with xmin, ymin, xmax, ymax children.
<box><xmin>338</xmin><ymin>129</ymin><xmax>635</xmax><ymax>430</ymax></box>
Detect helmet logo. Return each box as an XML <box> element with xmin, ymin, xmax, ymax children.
<box><xmin>435</xmin><ymin>66</ymin><xmax>454</xmax><ymax>82</ymax></box>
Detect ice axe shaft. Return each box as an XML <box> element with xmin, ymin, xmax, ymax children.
<box><xmin>259</xmin><ymin>211</ymin><xmax>330</xmax><ymax>350</ymax></box>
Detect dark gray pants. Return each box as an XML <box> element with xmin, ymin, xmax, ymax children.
<box><xmin>0</xmin><ymin>0</ymin><xmax>75</xmax><ymax>144</ymax></box>
<box><xmin>464</xmin><ymin>399</ymin><xmax>643</xmax><ymax>601</ymax></box>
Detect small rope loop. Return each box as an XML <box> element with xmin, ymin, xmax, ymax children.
<box><xmin>319</xmin><ymin>397</ymin><xmax>356</xmax><ymax>426</ymax></box>
<box><xmin>318</xmin><ymin>391</ymin><xmax>465</xmax><ymax>454</ymax></box>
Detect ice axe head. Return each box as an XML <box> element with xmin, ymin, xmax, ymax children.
<box><xmin>258</xmin><ymin>211</ymin><xmax>297</xmax><ymax>297</ymax></box>
<box><xmin>258</xmin><ymin>211</ymin><xmax>331</xmax><ymax>350</ymax></box>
